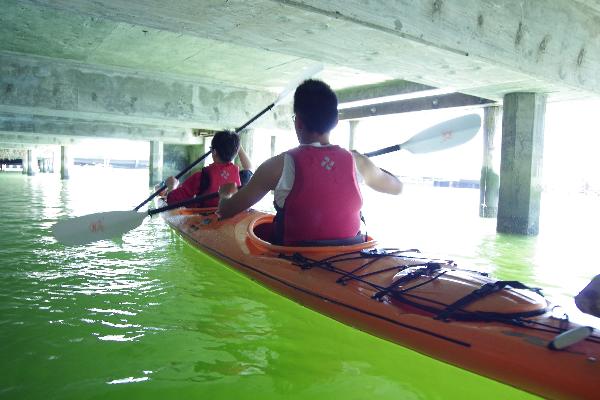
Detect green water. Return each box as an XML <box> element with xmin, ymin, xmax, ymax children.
<box><xmin>2</xmin><ymin>168</ymin><xmax>598</xmax><ymax>399</ymax></box>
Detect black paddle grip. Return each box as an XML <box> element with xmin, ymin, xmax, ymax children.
<box><xmin>364</xmin><ymin>144</ymin><xmax>402</xmax><ymax>158</ymax></box>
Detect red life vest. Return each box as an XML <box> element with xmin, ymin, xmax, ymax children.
<box><xmin>275</xmin><ymin>145</ymin><xmax>362</xmax><ymax>245</ymax></box>
<box><xmin>198</xmin><ymin>162</ymin><xmax>241</xmax><ymax>207</ymax></box>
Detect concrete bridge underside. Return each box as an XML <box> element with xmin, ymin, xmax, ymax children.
<box><xmin>2</xmin><ymin>0</ymin><xmax>600</xmax><ymax>234</ymax></box>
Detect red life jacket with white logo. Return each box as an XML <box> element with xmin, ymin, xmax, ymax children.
<box><xmin>198</xmin><ymin>162</ymin><xmax>241</xmax><ymax>207</ymax></box>
<box><xmin>274</xmin><ymin>145</ymin><xmax>362</xmax><ymax>245</ymax></box>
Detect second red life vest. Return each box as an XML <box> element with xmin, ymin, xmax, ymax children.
<box><xmin>277</xmin><ymin>145</ymin><xmax>362</xmax><ymax>245</ymax></box>
<box><xmin>199</xmin><ymin>162</ymin><xmax>241</xmax><ymax>207</ymax></box>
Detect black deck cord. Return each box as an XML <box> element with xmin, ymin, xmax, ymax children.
<box><xmin>280</xmin><ymin>252</ymin><xmax>600</xmax><ymax>342</ymax></box>
<box><xmin>390</xmin><ymin>292</ymin><xmax>547</xmax><ymax>323</ymax></box>
<box><xmin>434</xmin><ymin>281</ymin><xmax>543</xmax><ymax>321</ymax></box>
<box><xmin>285</xmin><ymin>247</ymin><xmax>391</xmax><ymax>271</ymax></box>
<box><xmin>336</xmin><ymin>256</ymin><xmax>392</xmax><ymax>284</ymax></box>
<box><xmin>336</xmin><ymin>249</ymin><xmax>422</xmax><ymax>284</ymax></box>
<box><xmin>394</xmin><ymin>271</ymin><xmax>449</xmax><ymax>294</ymax></box>
<box><xmin>345</xmin><ymin>259</ymin><xmax>445</xmax><ymax>284</ymax></box>
<box><xmin>372</xmin><ymin>263</ymin><xmax>443</xmax><ymax>300</ymax></box>
<box><xmin>284</xmin><ymin>251</ymin><xmax>351</xmax><ymax>270</ymax></box>
<box><xmin>280</xmin><ymin>252</ymin><xmax>389</xmax><ymax>292</ymax></box>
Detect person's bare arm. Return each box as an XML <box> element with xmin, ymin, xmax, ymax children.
<box><xmin>218</xmin><ymin>155</ymin><xmax>284</xmax><ymax>218</ymax></box>
<box><xmin>352</xmin><ymin>151</ymin><xmax>403</xmax><ymax>194</ymax></box>
<box><xmin>237</xmin><ymin>145</ymin><xmax>253</xmax><ymax>171</ymax></box>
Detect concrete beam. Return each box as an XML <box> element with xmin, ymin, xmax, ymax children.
<box><xmin>0</xmin><ymin>142</ymin><xmax>54</xmax><ymax>150</ymax></box>
<box><xmin>573</xmin><ymin>0</ymin><xmax>600</xmax><ymax>14</ymax></box>
<box><xmin>0</xmin><ymin>52</ymin><xmax>290</xmax><ymax>132</ymax></box>
<box><xmin>336</xmin><ymin>80</ymin><xmax>435</xmax><ymax>104</ymax></box>
<box><xmin>0</xmin><ymin>113</ymin><xmax>199</xmax><ymax>144</ymax></box>
<box><xmin>0</xmin><ymin>146</ymin><xmax>25</xmax><ymax>160</ymax></box>
<box><xmin>0</xmin><ymin>131</ymin><xmax>81</xmax><ymax>146</ymax></box>
<box><xmin>22</xmin><ymin>0</ymin><xmax>600</xmax><ymax>100</ymax></box>
<box><xmin>338</xmin><ymin>93</ymin><xmax>493</xmax><ymax>120</ymax></box>
<box><xmin>285</xmin><ymin>0</ymin><xmax>600</xmax><ymax>96</ymax></box>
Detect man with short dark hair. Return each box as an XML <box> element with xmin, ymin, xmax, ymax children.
<box><xmin>165</xmin><ymin>130</ymin><xmax>252</xmax><ymax>207</ymax></box>
<box><xmin>218</xmin><ymin>79</ymin><xmax>402</xmax><ymax>245</ymax></box>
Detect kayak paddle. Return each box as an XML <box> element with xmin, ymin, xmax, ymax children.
<box><xmin>364</xmin><ymin>114</ymin><xmax>481</xmax><ymax>157</ymax></box>
<box><xmin>133</xmin><ymin>63</ymin><xmax>323</xmax><ymax>211</ymax></box>
<box><xmin>52</xmin><ymin>192</ymin><xmax>220</xmax><ymax>246</ymax></box>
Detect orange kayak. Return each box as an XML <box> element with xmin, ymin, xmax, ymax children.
<box><xmin>160</xmin><ymin>204</ymin><xmax>600</xmax><ymax>400</ymax></box>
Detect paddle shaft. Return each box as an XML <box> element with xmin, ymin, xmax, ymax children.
<box><xmin>235</xmin><ymin>103</ymin><xmax>274</xmax><ymax>133</ymax></box>
<box><xmin>134</xmin><ymin>102</ymin><xmax>275</xmax><ymax>211</ymax></box>
<box><xmin>364</xmin><ymin>144</ymin><xmax>401</xmax><ymax>158</ymax></box>
<box><xmin>148</xmin><ymin>192</ymin><xmax>219</xmax><ymax>216</ymax></box>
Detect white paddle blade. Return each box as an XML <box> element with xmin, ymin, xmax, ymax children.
<box><xmin>274</xmin><ymin>63</ymin><xmax>324</xmax><ymax>106</ymax></box>
<box><xmin>52</xmin><ymin>211</ymin><xmax>147</xmax><ymax>246</ymax></box>
<box><xmin>402</xmin><ymin>114</ymin><xmax>481</xmax><ymax>154</ymax></box>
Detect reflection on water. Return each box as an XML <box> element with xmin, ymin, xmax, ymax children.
<box><xmin>3</xmin><ymin>167</ymin><xmax>598</xmax><ymax>399</ymax></box>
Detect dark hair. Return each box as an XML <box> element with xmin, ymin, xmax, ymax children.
<box><xmin>293</xmin><ymin>79</ymin><xmax>338</xmax><ymax>134</ymax></box>
<box><xmin>211</xmin><ymin>130</ymin><xmax>240</xmax><ymax>162</ymax></box>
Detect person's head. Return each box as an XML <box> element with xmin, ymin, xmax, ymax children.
<box><xmin>293</xmin><ymin>79</ymin><xmax>338</xmax><ymax>136</ymax></box>
<box><xmin>211</xmin><ymin>130</ymin><xmax>240</xmax><ymax>163</ymax></box>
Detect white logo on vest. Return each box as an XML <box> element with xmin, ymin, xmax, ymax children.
<box><xmin>321</xmin><ymin>156</ymin><xmax>335</xmax><ymax>171</ymax></box>
<box><xmin>221</xmin><ymin>170</ymin><xmax>230</xmax><ymax>180</ymax></box>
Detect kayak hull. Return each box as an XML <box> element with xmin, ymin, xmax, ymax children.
<box><xmin>160</xmin><ymin>205</ymin><xmax>600</xmax><ymax>400</ymax></box>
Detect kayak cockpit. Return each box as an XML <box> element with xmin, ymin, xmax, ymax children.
<box><xmin>247</xmin><ymin>214</ymin><xmax>377</xmax><ymax>255</ymax></box>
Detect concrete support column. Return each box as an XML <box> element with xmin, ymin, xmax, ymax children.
<box><xmin>480</xmin><ymin>106</ymin><xmax>502</xmax><ymax>218</ymax></box>
<box><xmin>187</xmin><ymin>140</ymin><xmax>206</xmax><ymax>173</ymax></box>
<box><xmin>270</xmin><ymin>135</ymin><xmax>277</xmax><ymax>157</ymax></box>
<box><xmin>40</xmin><ymin>159</ymin><xmax>48</xmax><ymax>173</ymax></box>
<box><xmin>27</xmin><ymin>149</ymin><xmax>37</xmax><ymax>176</ymax></box>
<box><xmin>149</xmin><ymin>140</ymin><xmax>164</xmax><ymax>187</ymax></box>
<box><xmin>22</xmin><ymin>151</ymin><xmax>29</xmax><ymax>175</ymax></box>
<box><xmin>239</xmin><ymin>130</ymin><xmax>254</xmax><ymax>161</ymax></box>
<box><xmin>497</xmin><ymin>93</ymin><xmax>546</xmax><ymax>235</ymax></box>
<box><xmin>349</xmin><ymin>120</ymin><xmax>359</xmax><ymax>150</ymax></box>
<box><xmin>61</xmin><ymin>145</ymin><xmax>71</xmax><ymax>180</ymax></box>
<box><xmin>49</xmin><ymin>152</ymin><xmax>55</xmax><ymax>173</ymax></box>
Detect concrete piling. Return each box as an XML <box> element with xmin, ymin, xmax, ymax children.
<box><xmin>60</xmin><ymin>146</ymin><xmax>71</xmax><ymax>180</ymax></box>
<box><xmin>27</xmin><ymin>150</ymin><xmax>37</xmax><ymax>176</ymax></box>
<box><xmin>149</xmin><ymin>141</ymin><xmax>164</xmax><ymax>187</ymax></box>
<box><xmin>480</xmin><ymin>106</ymin><xmax>501</xmax><ymax>218</ymax></box>
<box><xmin>497</xmin><ymin>93</ymin><xmax>546</xmax><ymax>235</ymax></box>
<box><xmin>22</xmin><ymin>151</ymin><xmax>29</xmax><ymax>175</ymax></box>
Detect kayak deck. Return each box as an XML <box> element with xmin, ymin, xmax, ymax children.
<box><xmin>160</xmin><ymin>204</ymin><xmax>600</xmax><ymax>400</ymax></box>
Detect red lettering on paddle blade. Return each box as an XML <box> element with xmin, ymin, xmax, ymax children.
<box><xmin>89</xmin><ymin>220</ymin><xmax>104</xmax><ymax>233</ymax></box>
